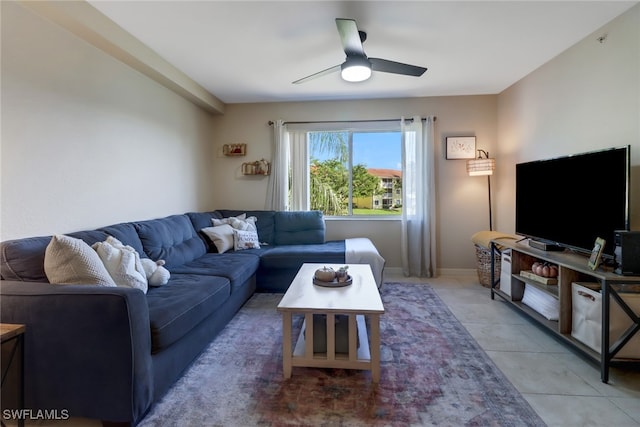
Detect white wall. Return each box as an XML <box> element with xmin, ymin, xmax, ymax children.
<box><xmin>497</xmin><ymin>4</ymin><xmax>640</xmax><ymax>235</ymax></box>
<box><xmin>210</xmin><ymin>96</ymin><xmax>498</xmax><ymax>271</ymax></box>
<box><xmin>0</xmin><ymin>1</ymin><xmax>217</xmax><ymax>240</ymax></box>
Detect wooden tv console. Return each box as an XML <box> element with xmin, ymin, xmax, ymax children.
<box><xmin>490</xmin><ymin>237</ymin><xmax>640</xmax><ymax>383</ymax></box>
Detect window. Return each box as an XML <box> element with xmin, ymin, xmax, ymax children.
<box><xmin>304</xmin><ymin>130</ymin><xmax>402</xmax><ymax>217</ymax></box>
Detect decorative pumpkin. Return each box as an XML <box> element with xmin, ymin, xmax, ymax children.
<box><xmin>531</xmin><ymin>261</ymin><xmax>559</xmax><ymax>278</ymax></box>
<box><xmin>315</xmin><ymin>266</ymin><xmax>336</xmax><ymax>282</ymax></box>
<box><xmin>532</xmin><ymin>262</ymin><xmax>543</xmax><ymax>276</ymax></box>
<box><xmin>542</xmin><ymin>265</ymin><xmax>550</xmax><ymax>277</ymax></box>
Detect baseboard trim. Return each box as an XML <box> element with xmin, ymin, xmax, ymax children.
<box><xmin>383</xmin><ymin>267</ymin><xmax>477</xmax><ymax>278</ymax></box>
<box><xmin>438</xmin><ymin>268</ymin><xmax>477</xmax><ymax>276</ymax></box>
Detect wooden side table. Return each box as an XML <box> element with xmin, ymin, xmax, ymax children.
<box><xmin>1</xmin><ymin>323</ymin><xmax>25</xmax><ymax>427</ymax></box>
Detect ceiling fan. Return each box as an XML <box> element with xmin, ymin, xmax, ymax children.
<box><xmin>293</xmin><ymin>18</ymin><xmax>427</xmax><ymax>84</ymax></box>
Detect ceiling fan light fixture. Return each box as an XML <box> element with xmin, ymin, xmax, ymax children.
<box><xmin>293</xmin><ymin>18</ymin><xmax>427</xmax><ymax>84</ymax></box>
<box><xmin>341</xmin><ymin>57</ymin><xmax>371</xmax><ymax>82</ymax></box>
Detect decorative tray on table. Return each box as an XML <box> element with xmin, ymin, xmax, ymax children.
<box><xmin>313</xmin><ymin>275</ymin><xmax>353</xmax><ymax>287</ymax></box>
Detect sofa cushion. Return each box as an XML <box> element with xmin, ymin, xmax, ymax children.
<box><xmin>44</xmin><ymin>235</ymin><xmax>117</xmax><ymax>287</ymax></box>
<box><xmin>98</xmin><ymin>223</ymin><xmax>147</xmax><ymax>257</ymax></box>
<box><xmin>169</xmin><ymin>252</ymin><xmax>260</xmax><ymax>292</ymax></box>
<box><xmin>146</xmin><ymin>273</ymin><xmax>231</xmax><ymax>353</ymax></box>
<box><xmin>1</xmin><ymin>235</ymin><xmax>53</xmax><ymax>282</ymax></box>
<box><xmin>274</xmin><ymin>211</ymin><xmax>325</xmax><ymax>245</ymax></box>
<box><xmin>216</xmin><ymin>210</ymin><xmax>276</xmax><ymax>245</ymax></box>
<box><xmin>259</xmin><ymin>240</ymin><xmax>345</xmax><ymax>269</ymax></box>
<box><xmin>134</xmin><ymin>215</ymin><xmax>207</xmax><ymax>269</ymax></box>
<box><xmin>185</xmin><ymin>211</ymin><xmax>224</xmax><ymax>232</ymax></box>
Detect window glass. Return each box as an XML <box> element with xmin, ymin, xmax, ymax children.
<box><xmin>308</xmin><ymin>131</ymin><xmax>402</xmax><ymax>217</ymax></box>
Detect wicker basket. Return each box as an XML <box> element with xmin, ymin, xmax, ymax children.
<box><xmin>474</xmin><ymin>244</ymin><xmax>501</xmax><ymax>288</ymax></box>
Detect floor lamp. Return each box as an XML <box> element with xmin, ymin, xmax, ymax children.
<box><xmin>467</xmin><ymin>149</ymin><xmax>496</xmax><ymax>231</ymax></box>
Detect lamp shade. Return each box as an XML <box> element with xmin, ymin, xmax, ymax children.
<box><xmin>467</xmin><ymin>158</ymin><xmax>496</xmax><ymax>176</ymax></box>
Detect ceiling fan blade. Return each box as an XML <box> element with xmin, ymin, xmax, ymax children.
<box><xmin>370</xmin><ymin>58</ymin><xmax>427</xmax><ymax>77</ymax></box>
<box><xmin>292</xmin><ymin>64</ymin><xmax>341</xmax><ymax>84</ymax></box>
<box><xmin>335</xmin><ymin>18</ymin><xmax>365</xmax><ymax>57</ymax></box>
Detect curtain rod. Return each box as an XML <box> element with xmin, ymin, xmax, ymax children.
<box><xmin>268</xmin><ymin>117</ymin><xmax>435</xmax><ymax>126</ymax></box>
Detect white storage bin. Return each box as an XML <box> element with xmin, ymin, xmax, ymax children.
<box><xmin>500</xmin><ymin>249</ymin><xmax>512</xmax><ymax>296</ymax></box>
<box><xmin>522</xmin><ymin>283</ymin><xmax>559</xmax><ymax>320</ymax></box>
<box><xmin>571</xmin><ymin>282</ymin><xmax>640</xmax><ymax>358</ymax></box>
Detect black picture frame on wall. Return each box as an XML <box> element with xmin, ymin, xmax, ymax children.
<box><xmin>446</xmin><ymin>136</ymin><xmax>476</xmax><ymax>159</ymax></box>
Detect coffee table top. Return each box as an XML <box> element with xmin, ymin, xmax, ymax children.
<box><xmin>277</xmin><ymin>263</ymin><xmax>384</xmax><ymax>314</ymax></box>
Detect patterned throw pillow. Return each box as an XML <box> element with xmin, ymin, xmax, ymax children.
<box><xmin>44</xmin><ymin>235</ymin><xmax>116</xmax><ymax>287</ymax></box>
<box><xmin>233</xmin><ymin>229</ymin><xmax>261</xmax><ymax>251</ymax></box>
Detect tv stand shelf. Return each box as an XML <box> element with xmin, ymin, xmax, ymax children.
<box><xmin>490</xmin><ymin>237</ymin><xmax>640</xmax><ymax>383</ymax></box>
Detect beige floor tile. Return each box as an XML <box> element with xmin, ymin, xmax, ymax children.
<box><xmin>611</xmin><ymin>396</ymin><xmax>640</xmax><ymax>424</ymax></box>
<box><xmin>462</xmin><ymin>321</ymin><xmax>569</xmax><ymax>353</ymax></box>
<box><xmin>485</xmin><ymin>350</ymin><xmax>601</xmax><ymax>395</ymax></box>
<box><xmin>552</xmin><ymin>351</ymin><xmax>640</xmax><ymax>398</ymax></box>
<box><xmin>524</xmin><ymin>394</ymin><xmax>640</xmax><ymax>427</ymax></box>
<box><xmin>445</xmin><ymin>300</ymin><xmax>531</xmax><ymax>325</ymax></box>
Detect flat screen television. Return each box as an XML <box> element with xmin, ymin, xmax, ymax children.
<box><xmin>515</xmin><ymin>145</ymin><xmax>630</xmax><ymax>259</ymax></box>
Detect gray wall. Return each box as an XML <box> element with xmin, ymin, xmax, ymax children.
<box><xmin>496</xmin><ymin>4</ymin><xmax>640</xmax><ymax>236</ymax></box>
<box><xmin>1</xmin><ymin>1</ymin><xmax>217</xmax><ymax>240</ymax></box>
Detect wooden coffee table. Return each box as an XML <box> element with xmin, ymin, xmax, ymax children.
<box><xmin>277</xmin><ymin>263</ymin><xmax>385</xmax><ymax>382</ymax></box>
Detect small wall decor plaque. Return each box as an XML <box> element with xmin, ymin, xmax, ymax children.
<box><xmin>223</xmin><ymin>144</ymin><xmax>246</xmax><ymax>156</ymax></box>
<box><xmin>446</xmin><ymin>136</ymin><xmax>476</xmax><ymax>159</ymax></box>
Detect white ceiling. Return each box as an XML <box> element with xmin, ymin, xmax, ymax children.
<box><xmin>87</xmin><ymin>1</ymin><xmax>637</xmax><ymax>104</ymax></box>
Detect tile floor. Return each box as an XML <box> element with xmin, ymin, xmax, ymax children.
<box><xmin>8</xmin><ymin>272</ymin><xmax>640</xmax><ymax>427</ymax></box>
<box><xmin>403</xmin><ymin>272</ymin><xmax>640</xmax><ymax>427</ymax></box>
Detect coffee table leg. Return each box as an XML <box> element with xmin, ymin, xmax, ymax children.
<box><xmin>282</xmin><ymin>312</ymin><xmax>292</xmax><ymax>379</ymax></box>
<box><xmin>370</xmin><ymin>313</ymin><xmax>381</xmax><ymax>383</ymax></box>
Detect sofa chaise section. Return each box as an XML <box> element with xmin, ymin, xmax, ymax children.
<box><xmin>187</xmin><ymin>209</ymin><xmax>347</xmax><ymax>292</ymax></box>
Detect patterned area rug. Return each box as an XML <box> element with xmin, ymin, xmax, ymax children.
<box><xmin>139</xmin><ymin>283</ymin><xmax>545</xmax><ymax>426</ymax></box>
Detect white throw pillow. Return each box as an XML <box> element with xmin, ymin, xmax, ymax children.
<box><xmin>44</xmin><ymin>235</ymin><xmax>116</xmax><ymax>287</ymax></box>
<box><xmin>233</xmin><ymin>229</ymin><xmax>261</xmax><ymax>251</ymax></box>
<box><xmin>228</xmin><ymin>216</ymin><xmax>257</xmax><ymax>232</ymax></box>
<box><xmin>212</xmin><ymin>214</ymin><xmax>257</xmax><ymax>232</ymax></box>
<box><xmin>201</xmin><ymin>224</ymin><xmax>235</xmax><ymax>253</ymax></box>
<box><xmin>212</xmin><ymin>213</ymin><xmax>246</xmax><ymax>227</ymax></box>
<box><xmin>93</xmin><ymin>236</ymin><xmax>148</xmax><ymax>293</ymax></box>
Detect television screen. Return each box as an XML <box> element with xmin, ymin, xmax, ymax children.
<box><xmin>515</xmin><ymin>146</ymin><xmax>630</xmax><ymax>258</ymax></box>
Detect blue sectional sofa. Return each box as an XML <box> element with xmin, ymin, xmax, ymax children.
<box><xmin>0</xmin><ymin>209</ymin><xmax>374</xmax><ymax>426</ymax></box>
